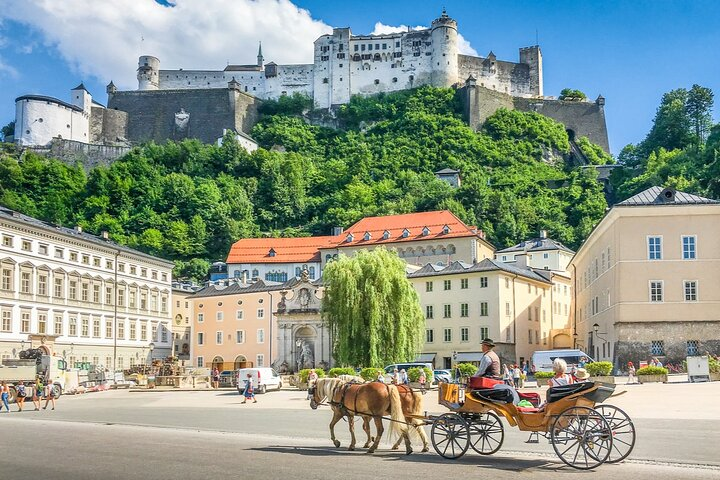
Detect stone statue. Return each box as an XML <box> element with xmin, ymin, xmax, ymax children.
<box><xmin>278</xmin><ymin>360</ymin><xmax>289</xmax><ymax>374</ymax></box>
<box><xmin>297</xmin><ymin>340</ymin><xmax>314</xmax><ymax>370</ymax></box>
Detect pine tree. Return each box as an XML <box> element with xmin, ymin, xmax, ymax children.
<box><xmin>321</xmin><ymin>247</ymin><xmax>424</xmax><ymax>367</ymax></box>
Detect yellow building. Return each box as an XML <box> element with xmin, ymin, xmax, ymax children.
<box><xmin>171</xmin><ymin>284</ymin><xmax>197</xmax><ymax>364</ymax></box>
<box><xmin>570</xmin><ymin>186</ymin><xmax>720</xmax><ymax>367</ymax></box>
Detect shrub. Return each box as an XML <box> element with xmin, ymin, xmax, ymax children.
<box><xmin>533</xmin><ymin>371</ymin><xmax>554</xmax><ymax>379</ymax></box>
<box><xmin>586</xmin><ymin>361</ymin><xmax>613</xmax><ymax>377</ymax></box>
<box><xmin>456</xmin><ymin>363</ymin><xmax>477</xmax><ymax>378</ymax></box>
<box><xmin>407</xmin><ymin>366</ymin><xmax>433</xmax><ymax>382</ymax></box>
<box><xmin>360</xmin><ymin>367</ymin><xmax>383</xmax><ymax>381</ymax></box>
<box><xmin>709</xmin><ymin>357</ymin><xmax>720</xmax><ymax>374</ymax></box>
<box><xmin>328</xmin><ymin>367</ymin><xmax>356</xmax><ymax>377</ymax></box>
<box><xmin>636</xmin><ymin>366</ymin><xmax>668</xmax><ymax>376</ymax></box>
<box><xmin>298</xmin><ymin>368</ymin><xmax>325</xmax><ymax>383</ymax></box>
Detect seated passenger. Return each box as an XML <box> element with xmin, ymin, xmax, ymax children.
<box><xmin>548</xmin><ymin>358</ymin><xmax>575</xmax><ymax>387</ymax></box>
<box><xmin>471</xmin><ymin>338</ymin><xmax>501</xmax><ymax>378</ymax></box>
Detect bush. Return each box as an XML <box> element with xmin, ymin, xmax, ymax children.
<box><xmin>456</xmin><ymin>363</ymin><xmax>477</xmax><ymax>378</ymax></box>
<box><xmin>407</xmin><ymin>367</ymin><xmax>433</xmax><ymax>382</ymax></box>
<box><xmin>636</xmin><ymin>366</ymin><xmax>668</xmax><ymax>376</ymax></box>
<box><xmin>359</xmin><ymin>367</ymin><xmax>383</xmax><ymax>381</ymax></box>
<box><xmin>328</xmin><ymin>367</ymin><xmax>356</xmax><ymax>378</ymax></box>
<box><xmin>586</xmin><ymin>361</ymin><xmax>613</xmax><ymax>377</ymax></box>
<box><xmin>709</xmin><ymin>357</ymin><xmax>720</xmax><ymax>374</ymax></box>
<box><xmin>533</xmin><ymin>371</ymin><xmax>554</xmax><ymax>379</ymax></box>
<box><xmin>298</xmin><ymin>368</ymin><xmax>325</xmax><ymax>383</ymax></box>
<box><xmin>559</xmin><ymin>88</ymin><xmax>587</xmax><ymax>101</ymax></box>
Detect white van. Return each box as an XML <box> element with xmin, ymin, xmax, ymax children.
<box><xmin>531</xmin><ymin>349</ymin><xmax>594</xmax><ymax>373</ymax></box>
<box><xmin>236</xmin><ymin>368</ymin><xmax>283</xmax><ymax>394</ymax></box>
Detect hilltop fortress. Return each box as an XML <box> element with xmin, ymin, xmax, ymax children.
<box><xmin>14</xmin><ymin>10</ymin><xmax>609</xmax><ymax>158</ymax></box>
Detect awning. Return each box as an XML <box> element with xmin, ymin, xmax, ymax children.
<box><xmin>415</xmin><ymin>353</ymin><xmax>436</xmax><ymax>362</ymax></box>
<box><xmin>456</xmin><ymin>352</ymin><xmax>485</xmax><ymax>362</ymax></box>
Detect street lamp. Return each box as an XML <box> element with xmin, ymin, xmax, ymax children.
<box><xmin>148</xmin><ymin>342</ymin><xmax>155</xmax><ymax>361</ymax></box>
<box><xmin>592</xmin><ymin>323</ymin><xmax>607</xmax><ymax>359</ymax></box>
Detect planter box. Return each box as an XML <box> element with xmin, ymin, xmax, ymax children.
<box><xmin>590</xmin><ymin>376</ymin><xmax>615</xmax><ymax>384</ymax></box>
<box><xmin>638</xmin><ymin>374</ymin><xmax>668</xmax><ymax>384</ymax></box>
<box><xmin>710</xmin><ymin>373</ymin><xmax>720</xmax><ymax>382</ymax></box>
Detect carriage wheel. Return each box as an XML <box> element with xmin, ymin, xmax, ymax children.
<box><xmin>550</xmin><ymin>406</ymin><xmax>612</xmax><ymax>470</ymax></box>
<box><xmin>466</xmin><ymin>412</ymin><xmax>504</xmax><ymax>455</ymax></box>
<box><xmin>431</xmin><ymin>413</ymin><xmax>470</xmax><ymax>459</ymax></box>
<box><xmin>595</xmin><ymin>405</ymin><xmax>636</xmax><ymax>463</ymax></box>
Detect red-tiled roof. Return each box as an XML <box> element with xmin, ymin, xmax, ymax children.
<box><xmin>331</xmin><ymin>210</ymin><xmax>483</xmax><ymax>248</ymax></box>
<box><xmin>226</xmin><ymin>236</ymin><xmax>336</xmax><ymax>264</ymax></box>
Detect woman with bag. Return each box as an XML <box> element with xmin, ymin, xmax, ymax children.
<box><xmin>15</xmin><ymin>381</ymin><xmax>27</xmax><ymax>411</ymax></box>
<box><xmin>241</xmin><ymin>373</ymin><xmax>256</xmax><ymax>404</ymax></box>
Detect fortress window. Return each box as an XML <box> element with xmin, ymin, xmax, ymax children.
<box><xmin>244</xmin><ymin>86</ymin><xmax>248</xmax><ymax>92</ymax></box>
<box><xmin>337</xmin><ymin>53</ymin><xmax>345</xmax><ymax>59</ymax></box>
<box><xmin>373</xmin><ymin>53</ymin><xmax>381</xmax><ymax>61</ymax></box>
<box><xmin>323</xmin><ymin>78</ymin><xmax>329</xmax><ymax>84</ymax></box>
<box><xmin>374</xmin><ymin>79</ymin><xmax>379</xmax><ymax>85</ymax></box>
<box><xmin>66</xmin><ymin>124</ymin><xmax>70</xmax><ymax>128</ymax></box>
<box><xmin>426</xmin><ymin>52</ymin><xmax>431</xmax><ymax>56</ymax></box>
<box><xmin>353</xmin><ymin>54</ymin><xmax>360</xmax><ymax>61</ymax></box>
<box><xmin>391</xmin><ymin>64</ymin><xmax>396</xmax><ymax>69</ymax></box>
<box><xmin>25</xmin><ymin>130</ymin><xmax>30</xmax><ymax>135</ymax></box>
<box><xmin>394</xmin><ymin>52</ymin><xmax>402</xmax><ymax>58</ymax></box>
<box><xmin>413</xmin><ymin>52</ymin><xmax>421</xmax><ymax>57</ymax></box>
<box><xmin>253</xmin><ymin>87</ymin><xmax>256</xmax><ymax>91</ymax></box>
<box><xmin>382</xmin><ymin>43</ymin><xmax>387</xmax><ymax>49</ymax></box>
<box><xmin>392</xmin><ymin>77</ymin><xmax>397</xmax><ymax>83</ymax></box>
<box><xmin>375</xmin><ymin>44</ymin><xmax>380</xmax><ymax>50</ymax></box>
<box><xmin>409</xmin><ymin>75</ymin><xmax>414</xmax><ymax>82</ymax></box>
<box><xmin>395</xmin><ymin>41</ymin><xmax>400</xmax><ymax>47</ymax></box>
<box><xmin>361</xmin><ymin>44</ymin><xmax>366</xmax><ymax>51</ymax></box>
<box><xmin>38</xmin><ymin>118</ymin><xmax>43</xmax><ymax>123</ymax></box>
<box><xmin>338</xmin><ymin>44</ymin><xmax>344</xmax><ymax>51</ymax></box>
<box><xmin>354</xmin><ymin>45</ymin><xmax>358</xmax><ymax>51</ymax></box>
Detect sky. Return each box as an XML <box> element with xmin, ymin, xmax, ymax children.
<box><xmin>0</xmin><ymin>0</ymin><xmax>718</xmax><ymax>154</ymax></box>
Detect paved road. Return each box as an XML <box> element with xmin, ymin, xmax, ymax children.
<box><xmin>1</xmin><ymin>384</ymin><xmax>719</xmax><ymax>479</ymax></box>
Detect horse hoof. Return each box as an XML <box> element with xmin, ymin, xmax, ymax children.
<box><xmin>348</xmin><ymin>446</ymin><xmax>355</xmax><ymax>451</ymax></box>
<box><xmin>406</xmin><ymin>449</ymin><xmax>413</xmax><ymax>456</ymax></box>
<box><xmin>421</xmin><ymin>447</ymin><xmax>429</xmax><ymax>453</ymax></box>
<box><xmin>366</xmin><ymin>449</ymin><xmax>375</xmax><ymax>454</ymax></box>
<box><xmin>391</xmin><ymin>445</ymin><xmax>399</xmax><ymax>451</ymax></box>
<box><xmin>333</xmin><ymin>440</ymin><xmax>341</xmax><ymax>448</ymax></box>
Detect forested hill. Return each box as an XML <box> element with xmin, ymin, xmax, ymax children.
<box><xmin>0</xmin><ymin>87</ymin><xmax>610</xmax><ymax>281</ymax></box>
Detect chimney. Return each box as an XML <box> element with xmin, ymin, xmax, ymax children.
<box><xmin>101</xmin><ymin>231</ymin><xmax>109</xmax><ymax>240</ymax></box>
<box><xmin>242</xmin><ymin>270</ymin><xmax>248</xmax><ymax>285</ymax></box>
<box><xmin>332</xmin><ymin>226</ymin><xmax>344</xmax><ymax>236</ymax></box>
<box><xmin>515</xmin><ymin>253</ymin><xmax>529</xmax><ymax>268</ymax></box>
<box><xmin>539</xmin><ymin>229</ymin><xmax>547</xmax><ymax>239</ymax></box>
<box><xmin>75</xmin><ymin>225</ymin><xmax>83</xmax><ymax>233</ymax></box>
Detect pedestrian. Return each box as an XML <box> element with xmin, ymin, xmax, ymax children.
<box><xmin>376</xmin><ymin>369</ymin><xmax>385</xmax><ymax>383</ymax></box>
<box><xmin>211</xmin><ymin>367</ymin><xmax>220</xmax><ymax>389</ymax></box>
<box><xmin>578</xmin><ymin>356</ymin><xmax>588</xmax><ymax>368</ymax></box>
<box><xmin>307</xmin><ymin>368</ymin><xmax>318</xmax><ymax>385</ymax></box>
<box><xmin>32</xmin><ymin>377</ymin><xmax>43</xmax><ymax>411</ymax></box>
<box><xmin>399</xmin><ymin>369</ymin><xmax>408</xmax><ymax>385</ymax></box>
<box><xmin>512</xmin><ymin>364</ymin><xmax>521</xmax><ymax>388</ymax></box>
<box><xmin>627</xmin><ymin>361</ymin><xmax>637</xmax><ymax>384</ymax></box>
<box><xmin>43</xmin><ymin>382</ymin><xmax>56</xmax><ymax>410</ymax></box>
<box><xmin>502</xmin><ymin>364</ymin><xmax>512</xmax><ymax>386</ymax></box>
<box><xmin>418</xmin><ymin>370</ymin><xmax>427</xmax><ymax>393</ymax></box>
<box><xmin>15</xmin><ymin>381</ymin><xmax>27</xmax><ymax>412</ymax></box>
<box><xmin>654</xmin><ymin>357</ymin><xmax>663</xmax><ymax>368</ymax></box>
<box><xmin>392</xmin><ymin>368</ymin><xmax>399</xmax><ymax>385</ymax></box>
<box><xmin>0</xmin><ymin>381</ymin><xmax>9</xmax><ymax>412</ymax></box>
<box><xmin>241</xmin><ymin>373</ymin><xmax>256</xmax><ymax>404</ymax></box>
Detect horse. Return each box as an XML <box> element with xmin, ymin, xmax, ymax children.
<box><xmin>390</xmin><ymin>384</ymin><xmax>430</xmax><ymax>452</ymax></box>
<box><xmin>309</xmin><ymin>377</ymin><xmax>412</xmax><ymax>454</ymax></box>
<box><xmin>337</xmin><ymin>374</ymin><xmax>365</xmax><ymax>383</ymax></box>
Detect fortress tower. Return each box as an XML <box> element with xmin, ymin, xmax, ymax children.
<box><xmin>431</xmin><ymin>9</ymin><xmax>459</xmax><ymax>88</ymax></box>
<box><xmin>519</xmin><ymin>46</ymin><xmax>543</xmax><ymax>97</ymax></box>
<box><xmin>137</xmin><ymin>55</ymin><xmax>160</xmax><ymax>91</ymax></box>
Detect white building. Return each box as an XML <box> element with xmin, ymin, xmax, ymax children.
<box><xmin>495</xmin><ymin>231</ymin><xmax>575</xmax><ymax>273</ymax></box>
<box><xmin>0</xmin><ymin>206</ymin><xmax>174</xmax><ymax>371</ymax></box>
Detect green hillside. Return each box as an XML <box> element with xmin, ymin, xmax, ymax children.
<box><xmin>0</xmin><ymin>86</ymin><xmax>609</xmax><ymax>280</ymax></box>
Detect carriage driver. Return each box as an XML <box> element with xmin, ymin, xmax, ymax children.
<box><xmin>472</xmin><ymin>338</ymin><xmax>501</xmax><ymax>378</ymax></box>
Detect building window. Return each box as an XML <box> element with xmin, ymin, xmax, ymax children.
<box><xmin>1</xmin><ymin>235</ymin><xmax>12</xmax><ymax>247</ymax></box>
<box><xmin>480</xmin><ymin>326</ymin><xmax>489</xmax><ymax>340</ymax></box>
<box><xmin>505</xmin><ymin>278</ymin><xmax>510</xmax><ymax>288</ymax></box>
<box><xmin>197</xmin><ymin>356</ymin><xmax>204</xmax><ymax>367</ymax></box>
<box><xmin>461</xmin><ymin>278</ymin><xmax>468</xmax><ymax>289</ymax></box>
<box><xmin>216</xmin><ymin>331</ymin><xmax>223</xmax><ymax>345</ymax></box>
<box><xmin>528</xmin><ymin>329</ymin><xmax>533</xmax><ymax>344</ymax></box>
<box><xmin>117</xmin><ymin>320</ymin><xmax>125</xmax><ymax>339</ymax></box>
<box><xmin>443</xmin><ymin>328</ymin><xmax>452</xmax><ymax>342</ymax></box>
<box><xmin>505</xmin><ymin>302</ymin><xmax>511</xmax><ymax>316</ymax></box>
<box><xmin>197</xmin><ymin>313</ymin><xmax>204</xmax><ymax>323</ymax></box>
<box><xmin>129</xmin><ymin>290</ymin><xmax>136</xmax><ymax>308</ymax></box>
<box><xmin>104</xmin><ymin>320</ymin><xmax>111</xmax><ymax>338</ymax></box>
<box><xmin>687</xmin><ymin>340</ymin><xmax>699</xmax><ymax>356</ymax></box>
<box><xmin>92</xmin><ymin>257</ymin><xmax>100</xmax><ymax>267</ymax></box>
<box><xmin>682</xmin><ymin>236</ymin><xmax>696</xmax><ymax>259</ymax></box>
<box><xmin>38</xmin><ymin>244</ymin><xmax>48</xmax><ymax>255</ymax></box>
<box><xmin>236</xmin><ymin>330</ymin><xmax>245</xmax><ymax>343</ymax></box>
<box><xmin>37</xmin><ymin>313</ymin><xmax>47</xmax><ymax>334</ymax></box>
<box><xmin>22</xmin><ymin>240</ymin><xmax>31</xmax><ymax>251</ymax></box>
<box><xmin>480</xmin><ymin>277</ymin><xmax>488</xmax><ymax>288</ymax></box>
<box><xmin>69</xmin><ymin>317</ymin><xmax>77</xmax><ymax>336</ymax></box>
<box><xmin>648</xmin><ymin>236</ymin><xmax>662</xmax><ymax>260</ymax></box>
<box><xmin>461</xmin><ymin>327</ymin><xmax>469</xmax><ymax>342</ymax></box>
<box><xmin>684</xmin><ymin>280</ymin><xmax>697</xmax><ymax>301</ymax></box>
<box><xmin>118</xmin><ymin>289</ymin><xmax>125</xmax><ymax>307</ymax></box>
<box><xmin>257</xmin><ymin>329</ymin><xmax>265</xmax><ymax>343</ymax></box>
<box><xmin>1</xmin><ymin>267</ymin><xmax>12</xmax><ymax>291</ymax></box>
<box><xmin>21</xmin><ymin>271</ymin><xmax>31</xmax><ymax>294</ymax></box>
<box><xmin>236</xmin><ymin>310</ymin><xmax>244</xmax><ymax>320</ymax></box>
<box><xmin>443</xmin><ymin>304</ymin><xmax>451</xmax><ymax>318</ymax></box>
<box><xmin>93</xmin><ymin>284</ymin><xmax>100</xmax><ymax>303</ymax></box>
<box><xmin>81</xmin><ymin>283</ymin><xmax>89</xmax><ymax>302</ymax></box>
<box><xmin>216</xmin><ymin>311</ymin><xmax>224</xmax><ymax>322</ymax></box>
<box><xmin>425</xmin><ymin>281</ymin><xmax>433</xmax><ymax>292</ymax></box>
<box><xmin>650</xmin><ymin>340</ymin><xmax>664</xmax><ymax>356</ymax></box>
<box><xmin>460</xmin><ymin>303</ymin><xmax>469</xmax><ymax>317</ymax></box>
<box><xmin>480</xmin><ymin>302</ymin><xmax>488</xmax><ymax>316</ymax></box>
<box><xmin>649</xmin><ymin>281</ymin><xmax>663</xmax><ymax>302</ymax></box>
<box><xmin>426</xmin><ymin>329</ymin><xmax>434</xmax><ymax>343</ymax></box>
<box><xmin>54</xmin><ymin>315</ymin><xmax>62</xmax><ymax>335</ymax></box>
<box><xmin>38</xmin><ymin>273</ymin><xmax>48</xmax><ymax>296</ymax></box>
<box><xmin>257</xmin><ymin>308</ymin><xmax>264</xmax><ymax>319</ymax></box>
<box><xmin>81</xmin><ymin>317</ymin><xmax>89</xmax><ymax>337</ymax></box>
<box><xmin>256</xmin><ymin>354</ymin><xmax>264</xmax><ymax>367</ymax></box>
<box><xmin>443</xmin><ymin>280</ymin><xmax>451</xmax><ymax>291</ymax></box>
<box><xmin>93</xmin><ymin>318</ymin><xmax>101</xmax><ymax>338</ymax></box>
<box><xmin>425</xmin><ymin>305</ymin><xmax>434</xmax><ymax>319</ymax></box>
<box><xmin>105</xmin><ymin>286</ymin><xmax>113</xmax><ymax>305</ymax></box>
<box><xmin>197</xmin><ymin>332</ymin><xmax>204</xmax><ymax>345</ymax></box>
<box><xmin>141</xmin><ymin>323</ymin><xmax>147</xmax><ymax>340</ymax></box>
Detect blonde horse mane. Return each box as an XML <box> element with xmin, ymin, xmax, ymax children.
<box><xmin>316</xmin><ymin>377</ymin><xmax>344</xmax><ymax>402</ymax></box>
<box><xmin>337</xmin><ymin>374</ymin><xmax>365</xmax><ymax>383</ymax></box>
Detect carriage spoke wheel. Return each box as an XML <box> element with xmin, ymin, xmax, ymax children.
<box><xmin>431</xmin><ymin>413</ymin><xmax>470</xmax><ymax>459</ymax></box>
<box><xmin>595</xmin><ymin>405</ymin><xmax>636</xmax><ymax>463</ymax></box>
<box><xmin>550</xmin><ymin>406</ymin><xmax>613</xmax><ymax>470</ymax></box>
<box><xmin>466</xmin><ymin>412</ymin><xmax>504</xmax><ymax>455</ymax></box>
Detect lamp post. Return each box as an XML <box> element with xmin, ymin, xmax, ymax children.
<box><xmin>592</xmin><ymin>323</ymin><xmax>607</xmax><ymax>360</ymax></box>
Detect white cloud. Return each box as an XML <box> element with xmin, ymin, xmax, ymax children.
<box><xmin>0</xmin><ymin>58</ymin><xmax>18</xmax><ymax>78</ymax></box>
<box><xmin>371</xmin><ymin>22</ymin><xmax>478</xmax><ymax>57</ymax></box>
<box><xmin>0</xmin><ymin>0</ymin><xmax>332</xmax><ymax>89</ymax></box>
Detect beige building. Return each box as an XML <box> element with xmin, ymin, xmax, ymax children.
<box><xmin>570</xmin><ymin>186</ymin><xmax>720</xmax><ymax>367</ymax></box>
<box><xmin>171</xmin><ymin>283</ymin><xmax>198</xmax><ymax>364</ymax></box>
<box><xmin>409</xmin><ymin>255</ymin><xmax>572</xmax><ymax>368</ymax></box>
<box><xmin>0</xmin><ymin>206</ymin><xmax>174</xmax><ymax>371</ymax></box>
<box><xmin>495</xmin><ymin>231</ymin><xmax>574</xmax><ymax>272</ymax></box>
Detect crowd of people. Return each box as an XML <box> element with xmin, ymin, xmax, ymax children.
<box><xmin>0</xmin><ymin>376</ymin><xmax>58</xmax><ymax>413</ymax></box>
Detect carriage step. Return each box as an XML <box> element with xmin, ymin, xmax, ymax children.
<box><xmin>525</xmin><ymin>433</ymin><xmax>540</xmax><ymax>444</ymax></box>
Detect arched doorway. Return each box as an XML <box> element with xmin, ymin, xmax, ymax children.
<box><xmin>234</xmin><ymin>355</ymin><xmax>249</xmax><ymax>369</ymax></box>
<box><xmin>211</xmin><ymin>356</ymin><xmax>224</xmax><ymax>371</ymax></box>
<box><xmin>552</xmin><ymin>333</ymin><xmax>572</xmax><ymax>349</ymax></box>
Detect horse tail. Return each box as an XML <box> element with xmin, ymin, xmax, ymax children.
<box><xmin>407</xmin><ymin>390</ymin><xmax>426</xmax><ymax>443</ymax></box>
<box><xmin>387</xmin><ymin>384</ymin><xmax>408</xmax><ymax>443</ymax></box>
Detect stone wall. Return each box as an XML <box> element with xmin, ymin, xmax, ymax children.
<box><xmin>89</xmin><ymin>106</ymin><xmax>128</xmax><ymax>143</ymax></box>
<box><xmin>27</xmin><ymin>138</ymin><xmax>131</xmax><ymax>169</ymax></box>
<box><xmin>614</xmin><ymin>321</ymin><xmax>720</xmax><ymax>367</ymax></box>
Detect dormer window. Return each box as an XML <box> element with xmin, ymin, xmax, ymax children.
<box><xmin>346</xmin><ymin>233</ymin><xmax>354</xmax><ymax>243</ymax></box>
<box><xmin>268</xmin><ymin>248</ymin><xmax>276</xmax><ymax>257</ymax></box>
<box><xmin>363</xmin><ymin>232</ymin><xmax>372</xmax><ymax>241</ymax></box>
<box><xmin>442</xmin><ymin>225</ymin><xmax>450</xmax><ymax>234</ymax></box>
<box><xmin>401</xmin><ymin>229</ymin><xmax>410</xmax><ymax>238</ymax></box>
<box><xmin>382</xmin><ymin>230</ymin><xmax>390</xmax><ymax>240</ymax></box>
<box><xmin>422</xmin><ymin>226</ymin><xmax>430</xmax><ymax>237</ymax></box>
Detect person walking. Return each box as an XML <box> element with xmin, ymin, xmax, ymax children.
<box><xmin>512</xmin><ymin>364</ymin><xmax>521</xmax><ymax>388</ymax></box>
<box><xmin>32</xmin><ymin>377</ymin><xmax>43</xmax><ymax>411</ymax></box>
<box><xmin>502</xmin><ymin>364</ymin><xmax>513</xmax><ymax>386</ymax></box>
<box><xmin>0</xmin><ymin>381</ymin><xmax>10</xmax><ymax>412</ymax></box>
<box><xmin>15</xmin><ymin>381</ymin><xmax>27</xmax><ymax>412</ymax></box>
<box><xmin>241</xmin><ymin>373</ymin><xmax>256</xmax><ymax>404</ymax></box>
<box><xmin>399</xmin><ymin>369</ymin><xmax>408</xmax><ymax>385</ymax></box>
<box><xmin>627</xmin><ymin>361</ymin><xmax>637</xmax><ymax>384</ymax></box>
<box><xmin>418</xmin><ymin>370</ymin><xmax>427</xmax><ymax>393</ymax></box>
<box><xmin>391</xmin><ymin>368</ymin><xmax>400</xmax><ymax>385</ymax></box>
<box><xmin>211</xmin><ymin>367</ymin><xmax>220</xmax><ymax>389</ymax></box>
<box><xmin>43</xmin><ymin>382</ymin><xmax>56</xmax><ymax>410</ymax></box>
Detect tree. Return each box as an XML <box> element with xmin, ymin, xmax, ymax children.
<box><xmin>1</xmin><ymin>121</ymin><xmax>15</xmax><ymax>141</ymax></box>
<box><xmin>686</xmin><ymin>84</ymin><xmax>714</xmax><ymax>148</ymax></box>
<box><xmin>322</xmin><ymin>248</ymin><xmax>424</xmax><ymax>367</ymax></box>
<box><xmin>559</xmin><ymin>89</ymin><xmax>587</xmax><ymax>101</ymax></box>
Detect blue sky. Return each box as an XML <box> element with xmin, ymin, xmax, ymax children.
<box><xmin>0</xmin><ymin>0</ymin><xmax>718</xmax><ymax>153</ymax></box>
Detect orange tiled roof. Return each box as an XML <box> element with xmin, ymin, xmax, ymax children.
<box><xmin>331</xmin><ymin>210</ymin><xmax>484</xmax><ymax>248</ymax></box>
<box><xmin>226</xmin><ymin>236</ymin><xmax>336</xmax><ymax>264</ymax></box>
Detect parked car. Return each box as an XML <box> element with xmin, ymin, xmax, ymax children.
<box><xmin>219</xmin><ymin>370</ymin><xmax>236</xmax><ymax>387</ymax></box>
<box><xmin>236</xmin><ymin>368</ymin><xmax>283</xmax><ymax>394</ymax></box>
<box><xmin>433</xmin><ymin>369</ymin><xmax>452</xmax><ymax>384</ymax></box>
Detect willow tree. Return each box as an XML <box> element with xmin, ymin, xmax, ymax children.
<box><xmin>322</xmin><ymin>247</ymin><xmax>424</xmax><ymax>367</ymax></box>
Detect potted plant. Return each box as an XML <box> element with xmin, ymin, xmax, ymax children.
<box><xmin>533</xmin><ymin>371</ymin><xmax>554</xmax><ymax>385</ymax></box>
<box><xmin>636</xmin><ymin>365</ymin><xmax>668</xmax><ymax>383</ymax></box>
<box><xmin>407</xmin><ymin>366</ymin><xmax>433</xmax><ymax>388</ymax></box>
<box><xmin>586</xmin><ymin>361</ymin><xmax>615</xmax><ymax>384</ymax></box>
<box><xmin>328</xmin><ymin>367</ymin><xmax>356</xmax><ymax>378</ymax></box>
<box><xmin>456</xmin><ymin>363</ymin><xmax>478</xmax><ymax>384</ymax></box>
<box><xmin>709</xmin><ymin>357</ymin><xmax>720</xmax><ymax>382</ymax></box>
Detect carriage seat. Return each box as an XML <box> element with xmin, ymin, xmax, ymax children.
<box><xmin>470</xmin><ymin>386</ymin><xmax>515</xmax><ymax>404</ymax></box>
<box><xmin>546</xmin><ymin>382</ymin><xmax>595</xmax><ymax>403</ymax></box>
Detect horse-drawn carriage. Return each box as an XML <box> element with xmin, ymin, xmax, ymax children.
<box><xmin>431</xmin><ymin>378</ymin><xmax>636</xmax><ymax>470</ymax></box>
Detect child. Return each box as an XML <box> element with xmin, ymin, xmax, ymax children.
<box><xmin>241</xmin><ymin>373</ymin><xmax>256</xmax><ymax>404</ymax></box>
<box><xmin>627</xmin><ymin>361</ymin><xmax>637</xmax><ymax>384</ymax></box>
<box><xmin>418</xmin><ymin>370</ymin><xmax>427</xmax><ymax>393</ymax></box>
